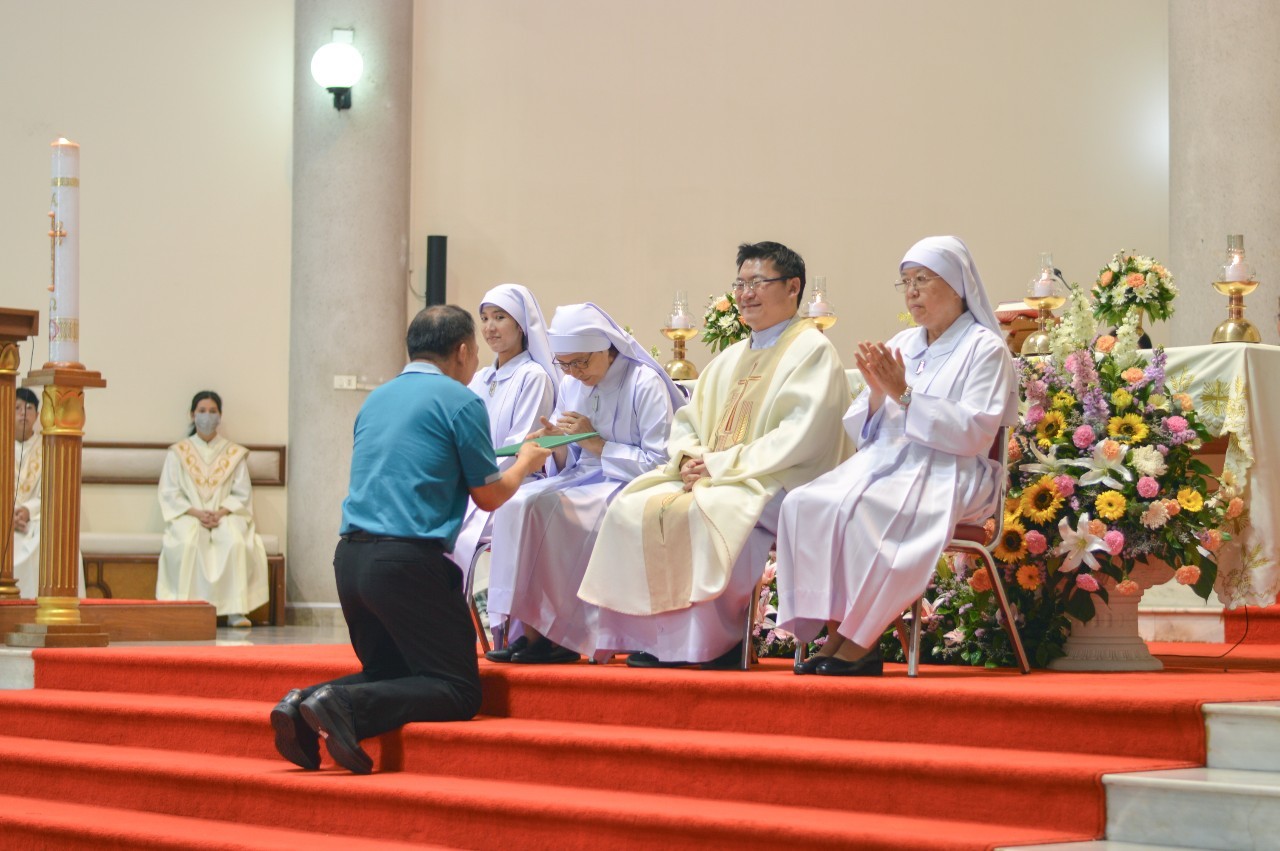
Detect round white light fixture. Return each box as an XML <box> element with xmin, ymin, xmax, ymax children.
<box><xmin>311</xmin><ymin>29</ymin><xmax>363</xmax><ymax>110</ymax></box>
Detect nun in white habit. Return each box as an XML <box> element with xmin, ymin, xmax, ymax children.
<box><xmin>485</xmin><ymin>302</ymin><xmax>686</xmax><ymax>664</ymax></box>
<box><xmin>774</xmin><ymin>236</ymin><xmax>1017</xmax><ymax>676</ymax></box>
<box><xmin>447</xmin><ymin>284</ymin><xmax>559</xmax><ymax>580</ymax></box>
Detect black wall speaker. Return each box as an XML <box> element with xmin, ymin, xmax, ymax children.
<box><xmin>426</xmin><ymin>235</ymin><xmax>447</xmax><ymax>306</ymax></box>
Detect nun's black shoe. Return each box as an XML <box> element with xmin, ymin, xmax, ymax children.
<box><xmin>793</xmin><ymin>654</ymin><xmax>828</xmax><ymax>675</ymax></box>
<box><xmin>814</xmin><ymin>648</ymin><xmax>884</xmax><ymax>677</ymax></box>
<box><xmin>484</xmin><ymin>635</ymin><xmax>529</xmax><ymax>663</ymax></box>
<box><xmin>700</xmin><ymin>642</ymin><xmax>744</xmax><ymax>670</ymax></box>
<box><xmin>625</xmin><ymin>651</ymin><xmax>692</xmax><ymax>668</ymax></box>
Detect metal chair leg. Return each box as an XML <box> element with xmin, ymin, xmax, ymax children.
<box><xmin>908</xmin><ymin>598</ymin><xmax>923</xmax><ymax>678</ymax></box>
<box><xmin>466</xmin><ymin>543</ymin><xmax>492</xmax><ymax>654</ymax></box>
<box><xmin>741</xmin><ymin>578</ymin><xmax>763</xmax><ymax>671</ymax></box>
<box><xmin>981</xmin><ymin>552</ymin><xmax>1031</xmax><ymax>674</ymax></box>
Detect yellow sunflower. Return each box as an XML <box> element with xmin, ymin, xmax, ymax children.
<box><xmin>1095</xmin><ymin>490</ymin><xmax>1128</xmax><ymax>521</ymax></box>
<box><xmin>1107</xmin><ymin>413</ymin><xmax>1149</xmax><ymax>443</ymax></box>
<box><xmin>1051</xmin><ymin>390</ymin><xmax>1077</xmax><ymax>411</ymax></box>
<box><xmin>1177</xmin><ymin>487</ymin><xmax>1204</xmax><ymax>512</ymax></box>
<box><xmin>1036</xmin><ymin>411</ymin><xmax>1066</xmax><ymax>447</ymax></box>
<box><xmin>1020</xmin><ymin>475</ymin><xmax>1065</xmax><ymax>524</ymax></box>
<box><xmin>994</xmin><ymin>517</ymin><xmax>1028</xmax><ymax>563</ymax></box>
<box><xmin>1016</xmin><ymin>564</ymin><xmax>1042</xmax><ymax>591</ymax></box>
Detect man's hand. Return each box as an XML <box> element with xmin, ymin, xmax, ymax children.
<box><xmin>680</xmin><ymin>457</ymin><xmax>709</xmax><ymax>492</ymax></box>
<box><xmin>516</xmin><ymin>439</ymin><xmax>553</xmax><ymax>469</ymax></box>
<box><xmin>13</xmin><ymin>506</ymin><xmax>29</xmax><ymax>534</ymax></box>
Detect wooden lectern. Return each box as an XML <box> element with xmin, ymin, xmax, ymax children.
<box><xmin>0</xmin><ymin>307</ymin><xmax>39</xmax><ymax>599</ymax></box>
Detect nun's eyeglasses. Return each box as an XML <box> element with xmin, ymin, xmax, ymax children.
<box><xmin>554</xmin><ymin>353</ymin><xmax>596</xmax><ymax>372</ymax></box>
<box><xmin>894</xmin><ymin>274</ymin><xmax>941</xmax><ymax>293</ymax></box>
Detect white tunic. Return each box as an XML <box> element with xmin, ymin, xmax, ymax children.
<box><xmin>156</xmin><ymin>435</ymin><xmax>269</xmax><ymax>616</ymax></box>
<box><xmin>775</xmin><ymin>312</ymin><xmax>1017</xmax><ymax>649</ymax></box>
<box><xmin>486</xmin><ymin>355</ymin><xmax>675</xmax><ymax>656</ymax></box>
<box><xmin>448</xmin><ymin>350</ymin><xmax>556</xmax><ymax>578</ymax></box>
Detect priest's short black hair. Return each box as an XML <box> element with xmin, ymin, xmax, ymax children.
<box><xmin>737</xmin><ymin>241</ymin><xmax>806</xmax><ymax>308</ymax></box>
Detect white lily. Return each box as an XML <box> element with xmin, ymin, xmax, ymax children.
<box><xmin>1055</xmin><ymin>512</ymin><xmax>1109</xmax><ymax>573</ymax></box>
<box><xmin>1018</xmin><ymin>440</ymin><xmax>1071</xmax><ymax>478</ymax></box>
<box><xmin>1066</xmin><ymin>439</ymin><xmax>1134</xmax><ymax>490</ymax></box>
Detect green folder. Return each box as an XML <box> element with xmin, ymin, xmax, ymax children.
<box><xmin>495</xmin><ymin>431</ymin><xmax>599</xmax><ymax>457</ymax></box>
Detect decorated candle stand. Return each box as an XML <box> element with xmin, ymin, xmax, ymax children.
<box><xmin>6</xmin><ymin>139</ymin><xmax>109</xmax><ymax>649</ymax></box>
<box><xmin>660</xmin><ymin>291</ymin><xmax>699</xmax><ymax>380</ymax></box>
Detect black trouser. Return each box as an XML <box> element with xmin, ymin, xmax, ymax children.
<box><xmin>301</xmin><ymin>537</ymin><xmax>482</xmax><ymax>740</ymax></box>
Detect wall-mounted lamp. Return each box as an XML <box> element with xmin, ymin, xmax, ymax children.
<box><xmin>311</xmin><ymin>29</ymin><xmax>364</xmax><ymax>110</ymax></box>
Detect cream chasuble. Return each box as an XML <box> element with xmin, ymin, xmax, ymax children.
<box><xmin>13</xmin><ymin>433</ymin><xmax>43</xmax><ymax>597</ymax></box>
<box><xmin>580</xmin><ymin>318</ymin><xmax>850</xmax><ymax>616</ymax></box>
<box><xmin>157</xmin><ymin>435</ymin><xmax>268</xmax><ymax>616</ymax></box>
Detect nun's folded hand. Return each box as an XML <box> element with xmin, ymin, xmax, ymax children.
<box><xmin>555</xmin><ymin>412</ymin><xmax>595</xmax><ymax>435</ymax></box>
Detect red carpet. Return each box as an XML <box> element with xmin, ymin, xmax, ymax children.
<box><xmin>1</xmin><ymin>644</ymin><xmax>1279</xmax><ymax>849</ymax></box>
<box><xmin>1224</xmin><ymin>604</ymin><xmax>1280</xmax><ymax>644</ymax></box>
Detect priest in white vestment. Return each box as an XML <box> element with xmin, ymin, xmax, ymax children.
<box><xmin>156</xmin><ymin>391</ymin><xmax>269</xmax><ymax>627</ymax></box>
<box><xmin>484</xmin><ymin>303</ymin><xmax>686</xmax><ymax>664</ymax></box>
<box><xmin>579</xmin><ymin>242</ymin><xmax>851</xmax><ymax>668</ymax></box>
<box><xmin>776</xmin><ymin>236</ymin><xmax>1018</xmax><ymax>676</ymax></box>
<box><xmin>447</xmin><ymin>284</ymin><xmax>558</xmax><ymax>581</ymax></box>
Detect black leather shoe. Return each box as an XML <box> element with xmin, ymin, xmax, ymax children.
<box><xmin>625</xmin><ymin>651</ymin><xmax>693</xmax><ymax>669</ymax></box>
<box><xmin>701</xmin><ymin>642</ymin><xmax>744</xmax><ymax>670</ymax></box>
<box><xmin>270</xmin><ymin>689</ymin><xmax>320</xmax><ymax>770</ymax></box>
<box><xmin>484</xmin><ymin>635</ymin><xmax>529</xmax><ymax>663</ymax></box>
<box><xmin>793</xmin><ymin>654</ymin><xmax>829</xmax><ymax>675</ymax></box>
<box><xmin>300</xmin><ymin>686</ymin><xmax>373</xmax><ymax>774</ymax></box>
<box><xmin>511</xmin><ymin>638</ymin><xmax>580</xmax><ymax>665</ymax></box>
<box><xmin>815</xmin><ymin>648</ymin><xmax>884</xmax><ymax>677</ymax></box>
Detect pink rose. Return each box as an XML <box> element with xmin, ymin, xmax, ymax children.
<box><xmin>1175</xmin><ymin>565</ymin><xmax>1201</xmax><ymax>586</ymax></box>
<box><xmin>1073</xmin><ymin>425</ymin><xmax>1096</xmax><ymax>450</ymax></box>
<box><xmin>1054</xmin><ymin>475</ymin><xmax>1076</xmax><ymax>498</ymax></box>
<box><xmin>1026</xmin><ymin>405</ymin><xmax>1046</xmax><ymax>426</ymax></box>
<box><xmin>1164</xmin><ymin>416</ymin><xmax>1189</xmax><ymax>433</ymax></box>
<box><xmin>1076</xmin><ymin>573</ymin><xmax>1100</xmax><ymax>592</ymax></box>
<box><xmin>1137</xmin><ymin>477</ymin><xmax>1160</xmax><ymax>499</ymax></box>
<box><xmin>1095</xmin><ymin>335</ymin><xmax>1116</xmax><ymax>353</ymax></box>
<box><xmin>1025</xmin><ymin>530</ymin><xmax>1047</xmax><ymax>555</ymax></box>
<box><xmin>1114</xmin><ymin>579</ymin><xmax>1141</xmax><ymax>596</ymax></box>
<box><xmin>1226</xmin><ymin>497</ymin><xmax>1244</xmax><ymax>519</ymax></box>
<box><xmin>1104</xmin><ymin>530</ymin><xmax>1125</xmax><ymax>556</ymax></box>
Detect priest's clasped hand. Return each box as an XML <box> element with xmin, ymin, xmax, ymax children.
<box><xmin>13</xmin><ymin>506</ymin><xmax>30</xmax><ymax>534</ymax></box>
<box><xmin>680</xmin><ymin>457</ymin><xmax>709</xmax><ymax>491</ymax></box>
<box><xmin>854</xmin><ymin>341</ymin><xmax>908</xmax><ymax>412</ymax></box>
<box><xmin>186</xmin><ymin>507</ymin><xmax>228</xmax><ymax>530</ymax></box>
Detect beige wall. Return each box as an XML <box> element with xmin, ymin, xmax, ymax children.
<box><xmin>411</xmin><ymin>0</ymin><xmax>1171</xmax><ymax>362</ymax></box>
<box><xmin>0</xmin><ymin>0</ymin><xmax>294</xmax><ymax>538</ymax></box>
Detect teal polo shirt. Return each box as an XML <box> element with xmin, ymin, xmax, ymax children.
<box><xmin>340</xmin><ymin>362</ymin><xmax>500</xmax><ymax>548</ymax></box>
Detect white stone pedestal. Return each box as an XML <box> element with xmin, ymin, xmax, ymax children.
<box><xmin>1049</xmin><ymin>564</ymin><xmax>1172</xmax><ymax>672</ymax></box>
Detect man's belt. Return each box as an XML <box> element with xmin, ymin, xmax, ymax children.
<box><xmin>341</xmin><ymin>530</ymin><xmax>443</xmax><ymax>548</ymax></box>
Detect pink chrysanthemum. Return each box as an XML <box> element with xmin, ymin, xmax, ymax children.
<box><xmin>1164</xmin><ymin>415</ymin><xmax>1189</xmax><ymax>433</ymax></box>
<box><xmin>1076</xmin><ymin>573</ymin><xmax>1100</xmax><ymax>592</ymax></box>
<box><xmin>1137</xmin><ymin>476</ymin><xmax>1160</xmax><ymax>499</ymax></box>
<box><xmin>1054</xmin><ymin>475</ymin><xmax>1076</xmax><ymax>498</ymax></box>
<box><xmin>1026</xmin><ymin>405</ymin><xmax>1046</xmax><ymax>426</ymax></box>
<box><xmin>1024</xmin><ymin>530</ymin><xmax>1048</xmax><ymax>556</ymax></box>
<box><xmin>1104</xmin><ymin>530</ymin><xmax>1125</xmax><ymax>556</ymax></box>
<box><xmin>1072</xmin><ymin>425</ymin><xmax>1096</xmax><ymax>450</ymax></box>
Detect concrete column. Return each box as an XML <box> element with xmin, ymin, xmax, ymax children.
<box><xmin>1169</xmin><ymin>0</ymin><xmax>1280</xmax><ymax>347</ymax></box>
<box><xmin>289</xmin><ymin>0</ymin><xmax>413</xmax><ymax>622</ymax></box>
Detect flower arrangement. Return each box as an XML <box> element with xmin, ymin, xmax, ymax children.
<box><xmin>1009</xmin><ymin>284</ymin><xmax>1233</xmax><ymax>624</ymax></box>
<box><xmin>1091</xmin><ymin>250</ymin><xmax>1178</xmax><ymax>328</ymax></box>
<box><xmin>701</xmin><ymin>292</ymin><xmax>750</xmax><ymax>352</ymax></box>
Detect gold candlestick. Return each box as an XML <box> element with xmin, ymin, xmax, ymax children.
<box><xmin>1020</xmin><ymin>295</ymin><xmax>1067</xmax><ymax>356</ymax></box>
<box><xmin>661</xmin><ymin>326</ymin><xmax>699</xmax><ymax>380</ymax></box>
<box><xmin>1211</xmin><ymin>234</ymin><xmax>1262</xmax><ymax>344</ymax></box>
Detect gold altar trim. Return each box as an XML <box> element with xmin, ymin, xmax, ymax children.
<box><xmin>49</xmin><ymin>317</ymin><xmax>79</xmax><ymax>343</ymax></box>
<box><xmin>51</xmin><ymin>177</ymin><xmax>80</xmax><ymax>187</ymax></box>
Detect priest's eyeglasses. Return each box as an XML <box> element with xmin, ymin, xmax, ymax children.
<box><xmin>554</xmin><ymin>353</ymin><xmax>596</xmax><ymax>372</ymax></box>
<box><xmin>894</xmin><ymin>273</ymin><xmax>942</xmax><ymax>293</ymax></box>
<box><xmin>731</xmin><ymin>276</ymin><xmax>788</xmax><ymax>293</ymax></box>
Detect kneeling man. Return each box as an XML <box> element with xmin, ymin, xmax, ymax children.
<box><xmin>579</xmin><ymin>242</ymin><xmax>850</xmax><ymax>667</ymax></box>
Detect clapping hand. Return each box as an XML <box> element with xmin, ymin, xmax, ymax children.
<box><xmin>854</xmin><ymin>341</ymin><xmax>908</xmax><ymax>408</ymax></box>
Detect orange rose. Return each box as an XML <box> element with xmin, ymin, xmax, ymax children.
<box><xmin>1095</xmin><ymin>335</ymin><xmax>1116</xmax><ymax>353</ymax></box>
<box><xmin>1164</xmin><ymin>498</ymin><xmax>1181</xmax><ymax>517</ymax></box>
<box><xmin>1173</xmin><ymin>393</ymin><xmax>1194</xmax><ymax>412</ymax></box>
<box><xmin>968</xmin><ymin>567</ymin><xmax>993</xmax><ymax>593</ymax></box>
<box><xmin>1226</xmin><ymin>497</ymin><xmax>1244</xmax><ymax>519</ymax></box>
<box><xmin>1126</xmin><ymin>272</ymin><xmax>1146</xmax><ymax>288</ymax></box>
<box><xmin>715</xmin><ymin>298</ymin><xmax>731</xmax><ymax>312</ymax></box>
<box><xmin>1100</xmin><ymin>269</ymin><xmax>1114</xmax><ymax>286</ymax></box>
<box><xmin>1122</xmin><ymin>367</ymin><xmax>1145</xmax><ymax>384</ymax></box>
<box><xmin>1087</xmin><ymin>518</ymin><xmax>1108</xmax><ymax>538</ymax></box>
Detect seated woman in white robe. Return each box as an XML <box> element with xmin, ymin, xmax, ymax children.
<box><xmin>447</xmin><ymin>284</ymin><xmax>558</xmax><ymax>582</ymax></box>
<box><xmin>484</xmin><ymin>303</ymin><xmax>686</xmax><ymax>664</ymax></box>
<box><xmin>774</xmin><ymin>236</ymin><xmax>1017</xmax><ymax>676</ymax></box>
<box><xmin>156</xmin><ymin>391</ymin><xmax>269</xmax><ymax>628</ymax></box>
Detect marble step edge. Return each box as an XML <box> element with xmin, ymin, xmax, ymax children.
<box><xmin>998</xmin><ymin>842</ymin><xmax>1189</xmax><ymax>851</ymax></box>
<box><xmin>1103</xmin><ymin>765</ymin><xmax>1280</xmax><ymax>795</ymax></box>
<box><xmin>1203</xmin><ymin>700</ymin><xmax>1280</xmax><ymax>719</ymax></box>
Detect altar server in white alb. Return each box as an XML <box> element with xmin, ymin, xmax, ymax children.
<box><xmin>775</xmin><ymin>235</ymin><xmax>1017</xmax><ymax>676</ymax></box>
<box><xmin>580</xmin><ymin>241</ymin><xmax>850</xmax><ymax>669</ymax></box>
<box><xmin>484</xmin><ymin>303</ymin><xmax>685</xmax><ymax>664</ymax></box>
<box><xmin>447</xmin><ymin>284</ymin><xmax>558</xmax><ymax>580</ymax></box>
<box><xmin>156</xmin><ymin>391</ymin><xmax>269</xmax><ymax>627</ymax></box>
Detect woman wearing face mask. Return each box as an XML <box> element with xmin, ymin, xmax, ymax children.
<box><xmin>156</xmin><ymin>390</ymin><xmax>269</xmax><ymax>628</ymax></box>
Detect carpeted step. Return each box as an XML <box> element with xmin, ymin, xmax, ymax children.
<box><xmin>34</xmin><ymin>645</ymin><xmax>1280</xmax><ymax>762</ymax></box>
<box><xmin>0</xmin><ymin>734</ymin><xmax>1089</xmax><ymax>851</ymax></box>
<box><xmin>0</xmin><ymin>689</ymin><xmax>1180</xmax><ymax>836</ymax></box>
<box><xmin>0</xmin><ymin>792</ymin><xmax>448</xmax><ymax>851</ymax></box>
